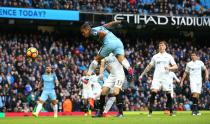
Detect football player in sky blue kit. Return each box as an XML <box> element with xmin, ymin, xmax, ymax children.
<box><xmin>33</xmin><ymin>64</ymin><xmax>59</xmax><ymax>118</ymax></box>
<box><xmin>80</xmin><ymin>21</ymin><xmax>133</xmax><ymax>76</ymax></box>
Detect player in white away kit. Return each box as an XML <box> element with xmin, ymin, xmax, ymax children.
<box><xmin>139</xmin><ymin>41</ymin><xmax>178</xmax><ymax>116</ymax></box>
<box><xmin>79</xmin><ymin>70</ymin><xmax>116</xmax><ymax>116</ymax></box>
<box><xmin>164</xmin><ymin>71</ymin><xmax>180</xmax><ymax>114</ymax></box>
<box><xmin>93</xmin><ymin>53</ymin><xmax>125</xmax><ymax>117</ymax></box>
<box><xmin>79</xmin><ymin>72</ymin><xmax>102</xmax><ymax>115</ymax></box>
<box><xmin>168</xmin><ymin>72</ymin><xmax>180</xmax><ymax>98</ymax></box>
<box><xmin>180</xmin><ymin>52</ymin><xmax>208</xmax><ymax>116</ymax></box>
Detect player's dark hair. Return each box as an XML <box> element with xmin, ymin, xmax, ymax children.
<box><xmin>159</xmin><ymin>40</ymin><xmax>168</xmax><ymax>47</ymax></box>
<box><xmin>80</xmin><ymin>23</ymin><xmax>91</xmax><ymax>30</ymax></box>
<box><xmin>45</xmin><ymin>63</ymin><xmax>51</xmax><ymax>68</ymax></box>
<box><xmin>191</xmin><ymin>51</ymin><xmax>198</xmax><ymax>55</ymax></box>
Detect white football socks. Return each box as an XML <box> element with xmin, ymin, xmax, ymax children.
<box><xmin>103</xmin><ymin>97</ymin><xmax>116</xmax><ymax>113</ymax></box>
<box><xmin>121</xmin><ymin>58</ymin><xmax>130</xmax><ymax>70</ymax></box>
<box><xmin>53</xmin><ymin>104</ymin><xmax>58</xmax><ymax>116</ymax></box>
<box><xmin>35</xmin><ymin>103</ymin><xmax>43</xmax><ymax>114</ymax></box>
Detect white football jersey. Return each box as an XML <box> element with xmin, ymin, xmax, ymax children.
<box><xmin>185</xmin><ymin>60</ymin><xmax>206</xmax><ymax>80</ymax></box>
<box><xmin>91</xmin><ymin>77</ymin><xmax>102</xmax><ymax>91</ymax></box>
<box><xmin>79</xmin><ymin>75</ymin><xmax>98</xmax><ymax>90</ymax></box>
<box><xmin>150</xmin><ymin>52</ymin><xmax>176</xmax><ymax>79</ymax></box>
<box><xmin>103</xmin><ymin>54</ymin><xmax>125</xmax><ymax>77</ymax></box>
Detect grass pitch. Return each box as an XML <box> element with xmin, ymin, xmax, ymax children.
<box><xmin>0</xmin><ymin>111</ymin><xmax>210</xmax><ymax>124</ymax></box>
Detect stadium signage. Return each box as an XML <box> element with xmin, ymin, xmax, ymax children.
<box><xmin>0</xmin><ymin>7</ymin><xmax>79</xmax><ymax>21</ymax></box>
<box><xmin>114</xmin><ymin>14</ymin><xmax>210</xmax><ymax>27</ymax></box>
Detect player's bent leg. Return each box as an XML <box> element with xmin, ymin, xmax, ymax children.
<box><xmin>87</xmin><ymin>55</ymin><xmax>103</xmax><ymax>76</ymax></box>
<box><xmin>88</xmin><ymin>98</ymin><xmax>95</xmax><ymax>109</ymax></box>
<box><xmin>116</xmin><ymin>55</ymin><xmax>133</xmax><ymax>75</ymax></box>
<box><xmin>83</xmin><ymin>99</ymin><xmax>89</xmax><ymax>116</ymax></box>
<box><xmin>33</xmin><ymin>91</ymin><xmax>48</xmax><ymax>117</ymax></box>
<box><xmin>113</xmin><ymin>87</ymin><xmax>121</xmax><ymax>96</ymax></box>
<box><xmin>91</xmin><ymin>90</ymin><xmax>101</xmax><ymax>114</ymax></box>
<box><xmin>166</xmin><ymin>92</ymin><xmax>174</xmax><ymax>116</ymax></box>
<box><xmin>103</xmin><ymin>96</ymin><xmax>116</xmax><ymax>115</ymax></box>
<box><xmin>33</xmin><ymin>100</ymin><xmax>45</xmax><ymax>117</ymax></box>
<box><xmin>113</xmin><ymin>87</ymin><xmax>124</xmax><ymax>117</ymax></box>
<box><xmin>148</xmin><ymin>89</ymin><xmax>158</xmax><ymax>116</ymax></box>
<box><xmin>93</xmin><ymin>87</ymin><xmax>110</xmax><ymax>117</ymax></box>
<box><xmin>192</xmin><ymin>92</ymin><xmax>200</xmax><ymax>115</ymax></box>
<box><xmin>101</xmin><ymin>87</ymin><xmax>110</xmax><ymax>96</ymax></box>
<box><xmin>100</xmin><ymin>87</ymin><xmax>110</xmax><ymax>110</ymax></box>
<box><xmin>94</xmin><ymin>99</ymin><xmax>100</xmax><ymax>114</ymax></box>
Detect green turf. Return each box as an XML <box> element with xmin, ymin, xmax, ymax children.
<box><xmin>0</xmin><ymin>111</ymin><xmax>210</xmax><ymax>124</ymax></box>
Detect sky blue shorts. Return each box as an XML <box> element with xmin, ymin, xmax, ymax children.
<box><xmin>99</xmin><ymin>38</ymin><xmax>124</xmax><ymax>58</ymax></box>
<box><xmin>40</xmin><ymin>90</ymin><xmax>57</xmax><ymax>102</ymax></box>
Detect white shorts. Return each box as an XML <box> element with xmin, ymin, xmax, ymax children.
<box><xmin>190</xmin><ymin>79</ymin><xmax>202</xmax><ymax>94</ymax></box>
<box><xmin>151</xmin><ymin>78</ymin><xmax>173</xmax><ymax>92</ymax></box>
<box><xmin>103</xmin><ymin>76</ymin><xmax>125</xmax><ymax>90</ymax></box>
<box><xmin>91</xmin><ymin>89</ymin><xmax>101</xmax><ymax>100</ymax></box>
<box><xmin>82</xmin><ymin>89</ymin><xmax>92</xmax><ymax>99</ymax></box>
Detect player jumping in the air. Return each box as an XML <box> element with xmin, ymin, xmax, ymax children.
<box><xmin>80</xmin><ymin>21</ymin><xmax>133</xmax><ymax>76</ymax></box>
<box><xmin>180</xmin><ymin>52</ymin><xmax>208</xmax><ymax>116</ymax></box>
<box><xmin>139</xmin><ymin>41</ymin><xmax>178</xmax><ymax>116</ymax></box>
<box><xmin>32</xmin><ymin>64</ymin><xmax>59</xmax><ymax>118</ymax></box>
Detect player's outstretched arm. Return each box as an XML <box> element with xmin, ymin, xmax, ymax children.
<box><xmin>103</xmin><ymin>20</ymin><xmax>122</xmax><ymax>28</ymax></box>
<box><xmin>87</xmin><ymin>55</ymin><xmax>103</xmax><ymax>76</ymax></box>
<box><xmin>139</xmin><ymin>64</ymin><xmax>153</xmax><ymax>79</ymax></box>
<box><xmin>99</xmin><ymin>59</ymin><xmax>105</xmax><ymax>80</ymax></box>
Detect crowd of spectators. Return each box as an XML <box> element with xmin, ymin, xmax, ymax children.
<box><xmin>0</xmin><ymin>30</ymin><xmax>209</xmax><ymax>113</ymax></box>
<box><xmin>0</xmin><ymin>0</ymin><xmax>210</xmax><ymax>16</ymax></box>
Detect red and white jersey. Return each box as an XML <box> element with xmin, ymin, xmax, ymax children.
<box><xmin>79</xmin><ymin>75</ymin><xmax>98</xmax><ymax>90</ymax></box>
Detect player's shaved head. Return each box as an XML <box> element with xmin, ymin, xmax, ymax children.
<box><xmin>81</xmin><ymin>23</ymin><xmax>91</xmax><ymax>38</ymax></box>
<box><xmin>81</xmin><ymin>23</ymin><xmax>91</xmax><ymax>30</ymax></box>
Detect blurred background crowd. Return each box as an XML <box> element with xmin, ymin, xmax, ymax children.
<box><xmin>0</xmin><ymin>30</ymin><xmax>209</xmax><ymax>112</ymax></box>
